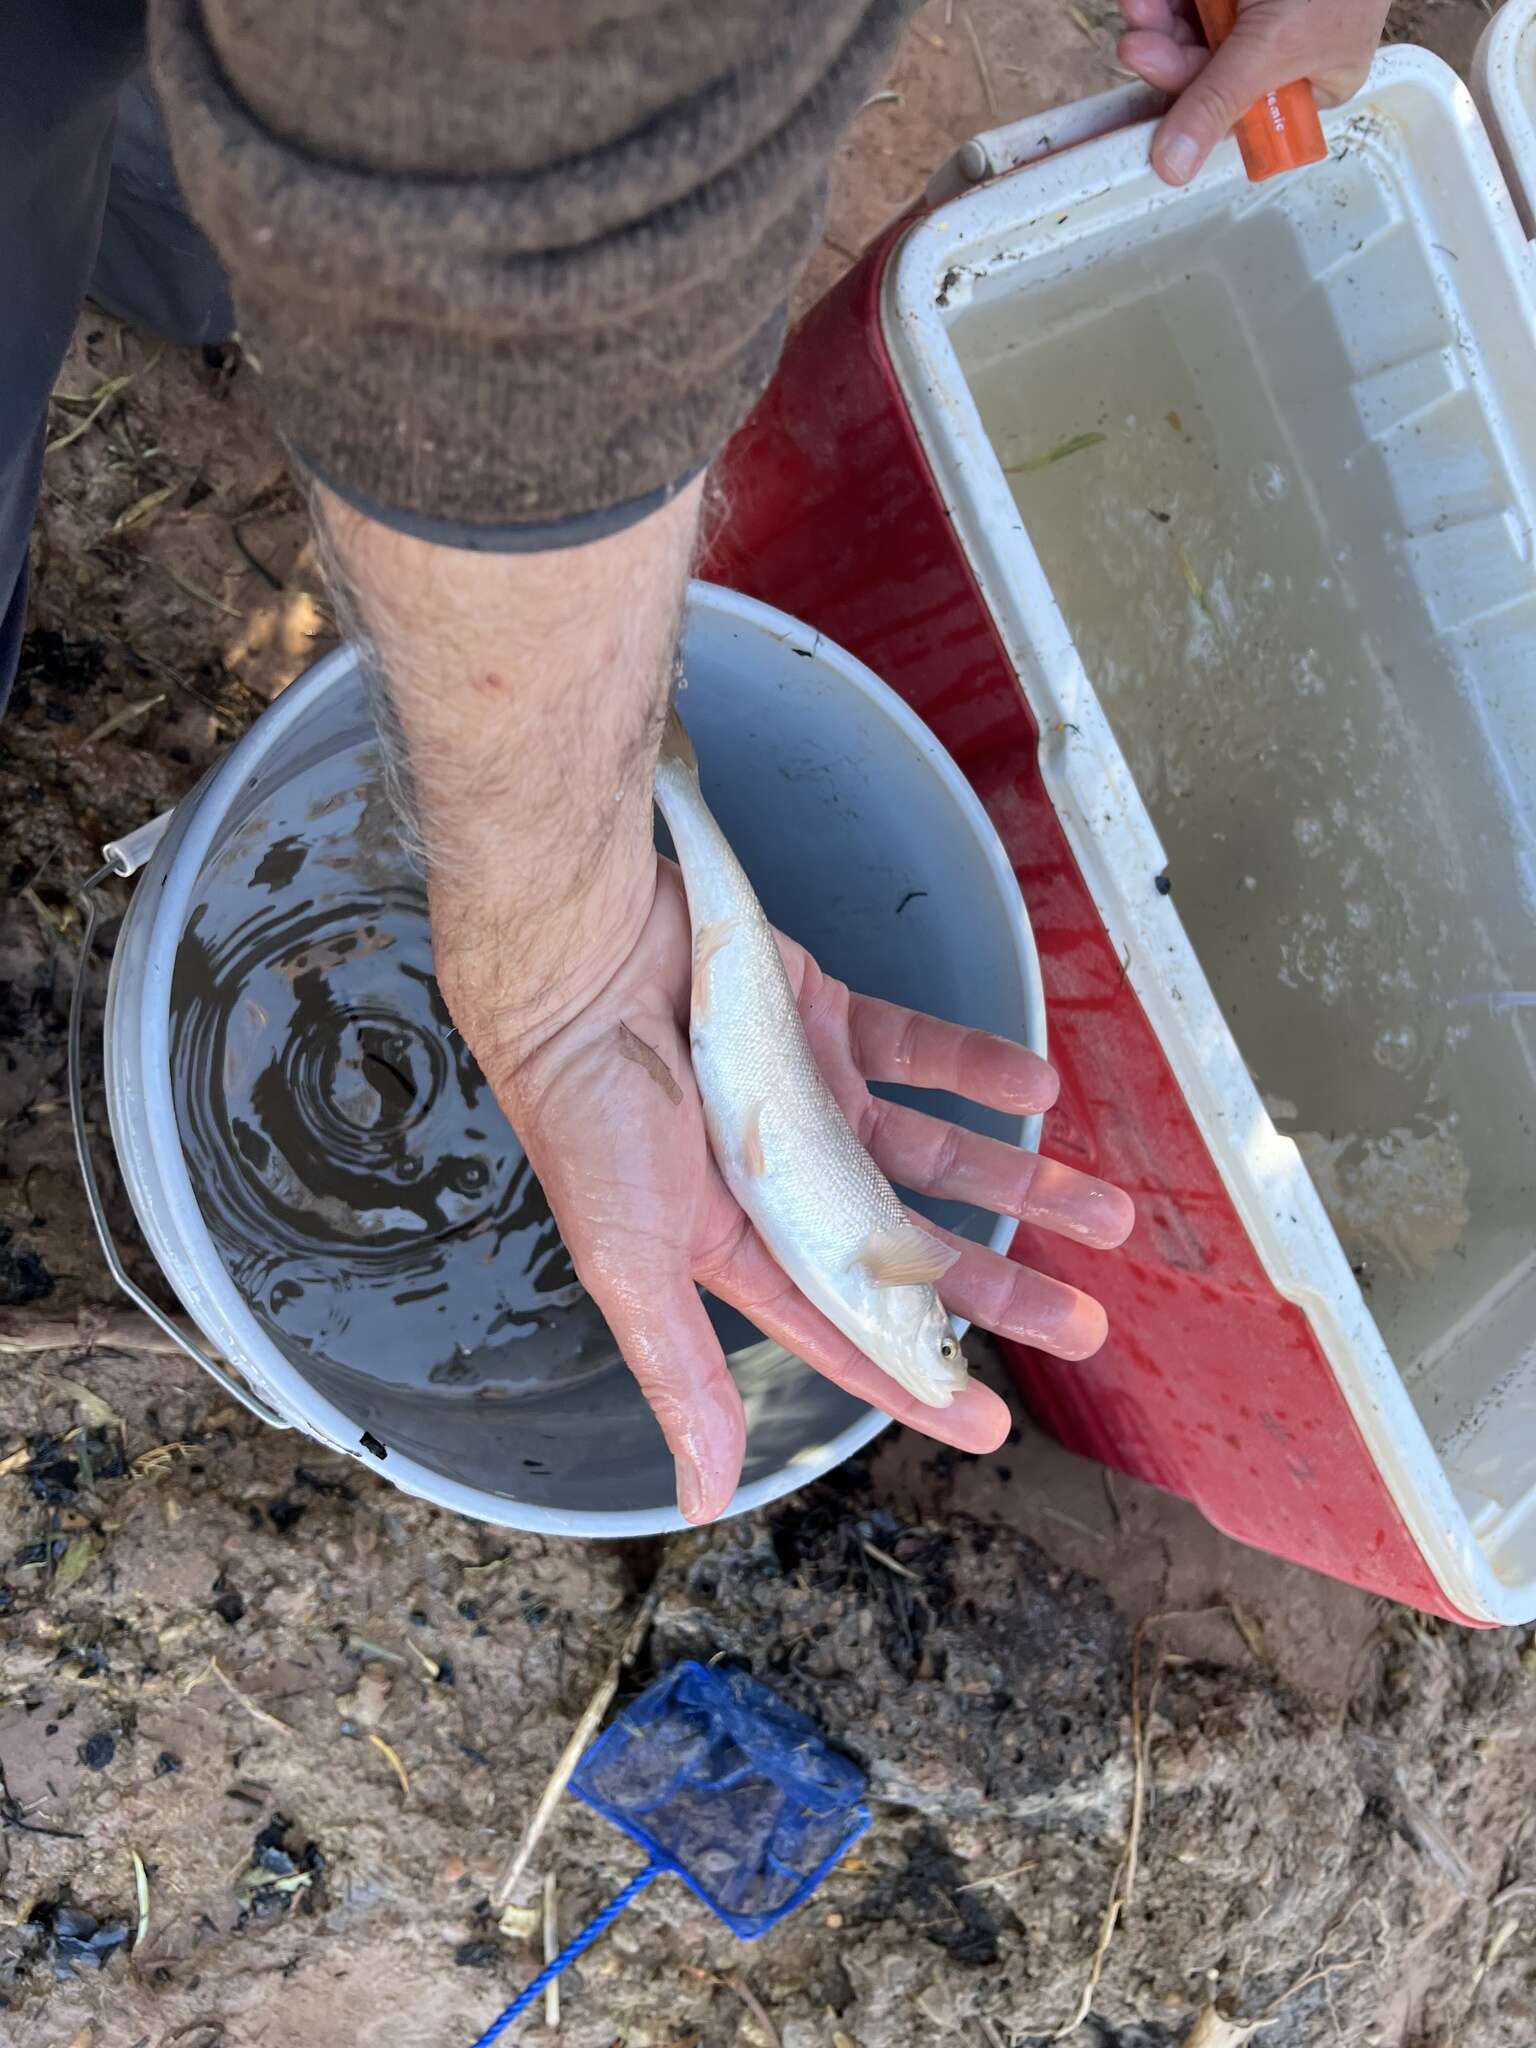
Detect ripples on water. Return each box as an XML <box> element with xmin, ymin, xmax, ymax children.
<box><xmin>170</xmin><ymin>740</ymin><xmax>625</xmax><ymax>1400</ymax></box>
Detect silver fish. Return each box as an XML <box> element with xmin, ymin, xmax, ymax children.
<box><xmin>654</xmin><ymin>709</ymin><xmax>966</xmax><ymax>1407</ymax></box>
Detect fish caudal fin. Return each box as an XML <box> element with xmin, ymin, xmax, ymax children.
<box><xmin>659</xmin><ymin>704</ymin><xmax>697</xmax><ymax>774</ymax></box>
<box><xmin>857</xmin><ymin>1222</ymin><xmax>960</xmax><ymax>1289</ymax></box>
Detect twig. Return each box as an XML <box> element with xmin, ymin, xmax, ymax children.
<box><xmin>1102</xmin><ymin>1468</ymin><xmax>1124</xmax><ymax>1531</ymax></box>
<box><xmin>956</xmin><ymin>1861</ymin><xmax>1039</xmax><ymax>1894</ymax></box>
<box><xmin>1055</xmin><ymin>1613</ymin><xmax>1178</xmax><ymax>2035</ymax></box>
<box><xmin>0</xmin><ymin>1305</ymin><xmax>207</xmax><ymax>1356</ymax></box>
<box><xmin>962</xmin><ymin>6</ymin><xmax>999</xmax><ymax>116</ymax></box>
<box><xmin>1123</xmin><ymin>1620</ymin><xmax>1159</xmax><ymax>1906</ymax></box>
<box><xmin>369</xmin><ymin>1731</ymin><xmax>411</xmax><ymax>1800</ymax></box>
<box><xmin>199</xmin><ymin>1656</ymin><xmax>296</xmax><ymax>1738</ymax></box>
<box><xmin>1053</xmin><ymin>1878</ymin><xmax>1122</xmax><ymax>2037</ymax></box>
<box><xmin>77</xmin><ymin>694</ymin><xmax>165</xmax><ymax>751</ymax></box>
<box><xmin>1471</xmin><ymin>1919</ymin><xmax>1520</xmax><ymax>1995</ymax></box>
<box><xmin>231</xmin><ymin>524</ymin><xmax>284</xmax><ymax>591</ymax></box>
<box><xmin>22</xmin><ymin>887</ymin><xmax>72</xmax><ymax>944</ymax></box>
<box><xmin>166</xmin><ymin>567</ymin><xmax>243</xmax><ymax>620</ymax></box>
<box><xmin>861</xmin><ymin>1539</ymin><xmax>920</xmax><ymax>1582</ymax></box>
<box><xmin>1240</xmin><ymin>1956</ymin><xmax>1365</xmax><ymax>2029</ymax></box>
<box><xmin>489</xmin><ymin>1575</ymin><xmax>663</xmax><ymax>1910</ymax></box>
<box><xmin>108</xmin><ymin>483</ymin><xmax>176</xmax><ymax>536</ymax></box>
<box><xmin>45</xmin><ymin>349</ymin><xmax>164</xmax><ymax>455</ymax></box>
<box><xmin>726</xmin><ymin>1978</ymin><xmax>781</xmax><ymax>2048</ymax></box>
<box><xmin>47</xmin><ymin>376</ymin><xmax>130</xmax><ymax>456</ymax></box>
<box><xmin>543</xmin><ymin>1871</ymin><xmax>561</xmax><ymax>2031</ymax></box>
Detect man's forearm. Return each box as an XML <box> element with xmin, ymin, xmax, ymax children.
<box><xmin>315</xmin><ymin>479</ymin><xmax>704</xmax><ymax>1081</ymax></box>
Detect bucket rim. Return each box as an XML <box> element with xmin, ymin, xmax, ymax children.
<box><xmin>121</xmin><ymin>580</ymin><xmax>1045</xmax><ymax>1534</ymax></box>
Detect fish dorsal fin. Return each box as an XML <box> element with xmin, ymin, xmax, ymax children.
<box><xmin>856</xmin><ymin>1222</ymin><xmax>960</xmax><ymax>1289</ymax></box>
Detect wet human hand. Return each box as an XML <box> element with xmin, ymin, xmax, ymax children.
<box><xmin>451</xmin><ymin>860</ymin><xmax>1134</xmax><ymax>1525</ymax></box>
<box><xmin>1117</xmin><ymin>0</ymin><xmax>1391</xmax><ymax>186</ymax></box>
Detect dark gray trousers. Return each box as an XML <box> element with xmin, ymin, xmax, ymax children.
<box><xmin>0</xmin><ymin>2</ymin><xmax>231</xmax><ymax>706</ymax></box>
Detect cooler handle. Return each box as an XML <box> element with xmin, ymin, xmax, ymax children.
<box><xmin>68</xmin><ymin>859</ymin><xmax>291</xmax><ymax>1432</ymax></box>
<box><xmin>924</xmin><ymin>81</ymin><xmax>1164</xmax><ymax>204</ymax></box>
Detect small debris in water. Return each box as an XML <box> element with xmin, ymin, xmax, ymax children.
<box><xmin>1154</xmin><ymin>872</ymin><xmax>1173</xmax><ymax>897</ymax></box>
<box><xmin>1005</xmin><ymin>431</ymin><xmax>1106</xmax><ymax>475</ymax></box>
<box><xmin>1175</xmin><ymin>542</ymin><xmax>1212</xmax><ymax>618</ymax></box>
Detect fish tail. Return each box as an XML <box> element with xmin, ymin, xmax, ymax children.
<box><xmin>659</xmin><ymin>704</ymin><xmax>697</xmax><ymax>775</ymax></box>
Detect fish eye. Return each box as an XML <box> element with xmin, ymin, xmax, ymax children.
<box><xmin>939</xmin><ymin>1336</ymin><xmax>959</xmax><ymax>1361</ymax></box>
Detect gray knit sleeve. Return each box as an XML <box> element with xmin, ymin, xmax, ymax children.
<box><xmin>148</xmin><ymin>0</ymin><xmax>911</xmax><ymax>548</ymax></box>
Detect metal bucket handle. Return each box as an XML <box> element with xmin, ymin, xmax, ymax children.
<box><xmin>68</xmin><ymin>824</ymin><xmax>289</xmax><ymax>1431</ymax></box>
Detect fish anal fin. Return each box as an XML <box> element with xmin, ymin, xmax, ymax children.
<box><xmin>741</xmin><ymin>1100</ymin><xmax>766</xmax><ymax>1178</ymax></box>
<box><xmin>691</xmin><ymin>919</ymin><xmax>735</xmax><ymax>1027</ymax></box>
<box><xmin>856</xmin><ymin>1222</ymin><xmax>960</xmax><ymax>1290</ymax></box>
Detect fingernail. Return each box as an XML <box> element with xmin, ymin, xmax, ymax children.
<box><xmin>675</xmin><ymin>1459</ymin><xmax>707</xmax><ymax>1524</ymax></box>
<box><xmin>1158</xmin><ymin>134</ymin><xmax>1200</xmax><ymax>185</ymax></box>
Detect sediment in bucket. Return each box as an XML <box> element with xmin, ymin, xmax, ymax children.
<box><xmin>102</xmin><ymin>584</ymin><xmax>1044</xmax><ymax>1536</ymax></box>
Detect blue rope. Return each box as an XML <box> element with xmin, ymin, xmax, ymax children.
<box><xmin>466</xmin><ymin>1864</ymin><xmax>662</xmax><ymax>2048</ymax></box>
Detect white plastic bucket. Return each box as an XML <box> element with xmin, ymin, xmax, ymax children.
<box><xmin>88</xmin><ymin>583</ymin><xmax>1044</xmax><ymax>1536</ymax></box>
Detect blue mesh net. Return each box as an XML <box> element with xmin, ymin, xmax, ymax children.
<box><xmin>570</xmin><ymin>1660</ymin><xmax>870</xmax><ymax>1939</ymax></box>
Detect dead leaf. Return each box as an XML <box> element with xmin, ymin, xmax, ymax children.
<box><xmin>108</xmin><ymin>483</ymin><xmax>176</xmax><ymax>535</ymax></box>
<box><xmin>132</xmin><ymin>1849</ymin><xmax>151</xmax><ymax>1952</ymax></box>
<box><xmin>77</xmin><ymin>694</ymin><xmax>165</xmax><ymax>750</ymax></box>
<box><xmin>53</xmin><ymin>1534</ymin><xmax>98</xmax><ymax>1592</ymax></box>
<box><xmin>53</xmin><ymin>1380</ymin><xmax>125</xmax><ymax>1434</ymax></box>
<box><xmin>368</xmin><ymin>1731</ymin><xmax>411</xmax><ymax>1800</ymax></box>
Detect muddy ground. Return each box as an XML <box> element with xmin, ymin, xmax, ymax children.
<box><xmin>3</xmin><ymin>3</ymin><xmax>1532</xmax><ymax>2044</ymax></box>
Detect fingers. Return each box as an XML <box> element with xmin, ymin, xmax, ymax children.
<box><xmin>1118</xmin><ymin>0</ymin><xmax>1202</xmax><ymax>41</ymax></box>
<box><xmin>862</xmin><ymin>1100</ymin><xmax>1135</xmax><ymax>1250</ymax></box>
<box><xmin>705</xmin><ymin>1236</ymin><xmax>1015</xmax><ymax>1453</ymax></box>
<box><xmin>583</xmin><ymin>1262</ymin><xmax>747</xmax><ymax>1525</ymax></box>
<box><xmin>847</xmin><ymin>993</ymin><xmax>1060</xmax><ymax>1116</ymax></box>
<box><xmin>922</xmin><ymin>1214</ymin><xmax>1110</xmax><ymax>1361</ymax></box>
<box><xmin>1148</xmin><ymin>24</ymin><xmax>1296</xmax><ymax>184</ymax></box>
<box><xmin>1119</xmin><ymin>28</ymin><xmax>1210</xmax><ymax>96</ymax></box>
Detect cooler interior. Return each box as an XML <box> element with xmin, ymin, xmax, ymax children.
<box><xmin>948</xmin><ymin>128</ymin><xmax>1536</xmax><ymax>1571</ymax></box>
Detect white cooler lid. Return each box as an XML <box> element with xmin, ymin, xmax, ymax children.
<box><xmin>1475</xmin><ymin>0</ymin><xmax>1536</xmax><ymax>234</ymax></box>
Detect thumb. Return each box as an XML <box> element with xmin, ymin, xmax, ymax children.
<box><xmin>583</xmin><ymin>1261</ymin><xmax>747</xmax><ymax>1525</ymax></box>
<box><xmin>1152</xmin><ymin>21</ymin><xmax>1292</xmax><ymax>185</ymax></box>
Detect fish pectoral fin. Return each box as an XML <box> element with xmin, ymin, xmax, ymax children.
<box><xmin>690</xmin><ymin>919</ymin><xmax>736</xmax><ymax>1027</ymax></box>
<box><xmin>855</xmin><ymin>1222</ymin><xmax>960</xmax><ymax>1289</ymax></box>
